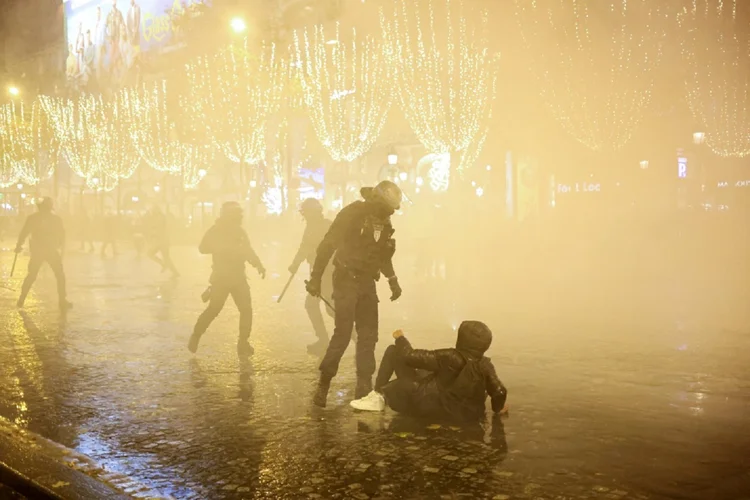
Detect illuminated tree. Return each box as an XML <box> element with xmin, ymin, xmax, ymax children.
<box><xmin>41</xmin><ymin>94</ymin><xmax>140</xmax><ymax>191</ymax></box>
<box><xmin>294</xmin><ymin>23</ymin><xmax>392</xmax><ymax>163</ymax></box>
<box><xmin>381</xmin><ymin>0</ymin><xmax>498</xmax><ymax>170</ymax></box>
<box><xmin>185</xmin><ymin>38</ymin><xmax>283</xmax><ymax>167</ymax></box>
<box><xmin>515</xmin><ymin>0</ymin><xmax>662</xmax><ymax>152</ymax></box>
<box><xmin>120</xmin><ymin>81</ymin><xmax>191</xmax><ymax>173</ymax></box>
<box><xmin>681</xmin><ymin>0</ymin><xmax>750</xmax><ymax>157</ymax></box>
<box><xmin>0</xmin><ymin>99</ymin><xmax>58</xmax><ymax>186</ymax></box>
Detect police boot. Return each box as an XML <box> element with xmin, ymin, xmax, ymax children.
<box><xmin>187</xmin><ymin>332</ymin><xmax>202</xmax><ymax>354</ymax></box>
<box><xmin>59</xmin><ymin>299</ymin><xmax>73</xmax><ymax>311</ymax></box>
<box><xmin>355</xmin><ymin>377</ymin><xmax>373</xmax><ymax>400</ymax></box>
<box><xmin>313</xmin><ymin>374</ymin><xmax>332</xmax><ymax>408</ymax></box>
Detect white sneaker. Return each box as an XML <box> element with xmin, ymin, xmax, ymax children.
<box><xmin>350</xmin><ymin>390</ymin><xmax>386</xmax><ymax>412</ymax></box>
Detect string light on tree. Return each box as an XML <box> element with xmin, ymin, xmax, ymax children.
<box><xmin>381</xmin><ymin>0</ymin><xmax>499</xmax><ymax>170</ymax></box>
<box><xmin>185</xmin><ymin>38</ymin><xmax>283</xmax><ymax>166</ymax></box>
<box><xmin>0</xmin><ymin>99</ymin><xmax>59</xmax><ymax>186</ymax></box>
<box><xmin>515</xmin><ymin>0</ymin><xmax>663</xmax><ymax>152</ymax></box>
<box><xmin>294</xmin><ymin>23</ymin><xmax>392</xmax><ymax>163</ymax></box>
<box><xmin>40</xmin><ymin>94</ymin><xmax>140</xmax><ymax>191</ymax></box>
<box><xmin>681</xmin><ymin>0</ymin><xmax>750</xmax><ymax>157</ymax></box>
<box><xmin>121</xmin><ymin>81</ymin><xmax>191</xmax><ymax>173</ymax></box>
<box><xmin>182</xmin><ymin>144</ymin><xmax>214</xmax><ymax>190</ymax></box>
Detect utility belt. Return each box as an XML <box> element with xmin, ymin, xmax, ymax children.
<box><xmin>333</xmin><ymin>257</ymin><xmax>380</xmax><ymax>282</ymax></box>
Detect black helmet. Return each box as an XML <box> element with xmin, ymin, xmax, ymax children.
<box><xmin>36</xmin><ymin>197</ymin><xmax>53</xmax><ymax>212</ymax></box>
<box><xmin>220</xmin><ymin>201</ymin><xmax>243</xmax><ymax>218</ymax></box>
<box><xmin>299</xmin><ymin>198</ymin><xmax>323</xmax><ymax>215</ymax></box>
<box><xmin>372</xmin><ymin>180</ymin><xmax>402</xmax><ymax>211</ymax></box>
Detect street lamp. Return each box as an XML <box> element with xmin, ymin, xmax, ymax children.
<box><xmin>8</xmin><ymin>86</ymin><xmax>20</xmax><ymax>97</ymax></box>
<box><xmin>16</xmin><ymin>183</ymin><xmax>22</xmax><ymax>190</ymax></box>
<box><xmin>387</xmin><ymin>148</ymin><xmax>398</xmax><ymax>166</ymax></box>
<box><xmin>693</xmin><ymin>132</ymin><xmax>706</xmax><ymax>145</ymax></box>
<box><xmin>640</xmin><ymin>160</ymin><xmax>649</xmax><ymax>169</ymax></box>
<box><xmin>398</xmin><ymin>171</ymin><xmax>408</xmax><ymax>182</ymax></box>
<box><xmin>132</xmin><ymin>196</ymin><xmax>139</xmax><ymax>202</ymax></box>
<box><xmin>198</xmin><ymin>168</ymin><xmax>207</xmax><ymax>178</ymax></box>
<box><xmin>154</xmin><ymin>184</ymin><xmax>161</xmax><ymax>193</ymax></box>
<box><xmin>230</xmin><ymin>17</ymin><xmax>247</xmax><ymax>34</ymax></box>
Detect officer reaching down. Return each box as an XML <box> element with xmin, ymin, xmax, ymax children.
<box><xmin>306</xmin><ymin>180</ymin><xmax>404</xmax><ymax>407</ymax></box>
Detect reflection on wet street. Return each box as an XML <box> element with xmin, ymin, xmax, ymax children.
<box><xmin>0</xmin><ymin>248</ymin><xmax>748</xmax><ymax>499</ymax></box>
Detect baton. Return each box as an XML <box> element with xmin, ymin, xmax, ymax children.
<box><xmin>320</xmin><ymin>296</ymin><xmax>336</xmax><ymax>314</ymax></box>
<box><xmin>276</xmin><ymin>271</ymin><xmax>296</xmax><ymax>303</ymax></box>
<box><xmin>10</xmin><ymin>252</ymin><xmax>18</xmax><ymax>277</ymax></box>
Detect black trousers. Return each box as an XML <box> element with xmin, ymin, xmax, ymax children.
<box><xmin>20</xmin><ymin>251</ymin><xmax>67</xmax><ymax>303</ymax></box>
<box><xmin>319</xmin><ymin>269</ymin><xmax>379</xmax><ymax>379</ymax></box>
<box><xmin>375</xmin><ymin>344</ymin><xmax>418</xmax><ymax>391</ymax></box>
<box><xmin>193</xmin><ymin>280</ymin><xmax>253</xmax><ymax>343</ymax></box>
<box><xmin>305</xmin><ymin>267</ymin><xmax>334</xmax><ymax>341</ymax></box>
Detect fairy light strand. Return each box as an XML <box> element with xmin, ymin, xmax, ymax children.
<box><xmin>681</xmin><ymin>0</ymin><xmax>750</xmax><ymax>157</ymax></box>
<box><xmin>293</xmin><ymin>23</ymin><xmax>392</xmax><ymax>163</ymax></box>
<box><xmin>381</xmin><ymin>0</ymin><xmax>498</xmax><ymax>170</ymax></box>
<box><xmin>41</xmin><ymin>94</ymin><xmax>140</xmax><ymax>191</ymax></box>
<box><xmin>121</xmin><ymin>81</ymin><xmax>191</xmax><ymax>173</ymax></box>
<box><xmin>185</xmin><ymin>39</ymin><xmax>283</xmax><ymax>166</ymax></box>
<box><xmin>0</xmin><ymin>99</ymin><xmax>59</xmax><ymax>186</ymax></box>
<box><xmin>515</xmin><ymin>0</ymin><xmax>662</xmax><ymax>152</ymax></box>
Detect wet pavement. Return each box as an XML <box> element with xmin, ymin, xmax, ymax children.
<box><xmin>0</xmin><ymin>243</ymin><xmax>749</xmax><ymax>499</ymax></box>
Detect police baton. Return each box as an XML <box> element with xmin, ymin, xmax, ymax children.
<box><xmin>10</xmin><ymin>252</ymin><xmax>18</xmax><ymax>277</ymax></box>
<box><xmin>320</xmin><ymin>296</ymin><xmax>336</xmax><ymax>314</ymax></box>
<box><xmin>276</xmin><ymin>271</ymin><xmax>296</xmax><ymax>304</ymax></box>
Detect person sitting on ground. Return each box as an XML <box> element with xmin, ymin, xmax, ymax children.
<box><xmin>350</xmin><ymin>321</ymin><xmax>508</xmax><ymax>421</ymax></box>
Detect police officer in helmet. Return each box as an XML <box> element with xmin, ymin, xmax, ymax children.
<box><xmin>15</xmin><ymin>197</ymin><xmax>72</xmax><ymax>310</ymax></box>
<box><xmin>289</xmin><ymin>198</ymin><xmax>334</xmax><ymax>355</ymax></box>
<box><xmin>188</xmin><ymin>201</ymin><xmax>266</xmax><ymax>357</ymax></box>
<box><xmin>306</xmin><ymin>180</ymin><xmax>403</xmax><ymax>407</ymax></box>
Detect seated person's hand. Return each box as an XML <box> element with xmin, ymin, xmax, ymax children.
<box><xmin>392</xmin><ymin>329</ymin><xmax>404</xmax><ymax>339</ymax></box>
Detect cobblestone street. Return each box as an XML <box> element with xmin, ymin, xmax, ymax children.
<box><xmin>0</xmin><ymin>244</ymin><xmax>748</xmax><ymax>499</ymax></box>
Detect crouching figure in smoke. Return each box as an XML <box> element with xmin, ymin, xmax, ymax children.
<box><xmin>350</xmin><ymin>321</ymin><xmax>508</xmax><ymax>421</ymax></box>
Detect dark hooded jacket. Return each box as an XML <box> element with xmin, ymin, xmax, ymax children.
<box><xmin>382</xmin><ymin>321</ymin><xmax>507</xmax><ymax>421</ymax></box>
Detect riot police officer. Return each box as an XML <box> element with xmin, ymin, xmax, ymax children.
<box><xmin>188</xmin><ymin>201</ymin><xmax>266</xmax><ymax>357</ymax></box>
<box><xmin>306</xmin><ymin>180</ymin><xmax>403</xmax><ymax>407</ymax></box>
<box><xmin>15</xmin><ymin>197</ymin><xmax>72</xmax><ymax>310</ymax></box>
<box><xmin>289</xmin><ymin>198</ymin><xmax>334</xmax><ymax>355</ymax></box>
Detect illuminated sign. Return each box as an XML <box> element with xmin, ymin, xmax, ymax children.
<box><xmin>556</xmin><ymin>182</ymin><xmax>601</xmax><ymax>193</ymax></box>
<box><xmin>677</xmin><ymin>157</ymin><xmax>688</xmax><ymax>178</ymax></box>
<box><xmin>64</xmin><ymin>0</ymin><xmax>201</xmax><ymax>89</ymax></box>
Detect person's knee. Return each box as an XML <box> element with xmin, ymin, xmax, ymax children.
<box><xmin>384</xmin><ymin>344</ymin><xmax>396</xmax><ymax>357</ymax></box>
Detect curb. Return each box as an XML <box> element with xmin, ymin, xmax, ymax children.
<box><xmin>0</xmin><ymin>460</ymin><xmax>64</xmax><ymax>500</ymax></box>
<box><xmin>0</xmin><ymin>417</ymin><xmax>162</xmax><ymax>499</ymax></box>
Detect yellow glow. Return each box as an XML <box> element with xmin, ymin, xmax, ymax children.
<box><xmin>185</xmin><ymin>39</ymin><xmax>283</xmax><ymax>165</ymax></box>
<box><xmin>681</xmin><ymin>0</ymin><xmax>750</xmax><ymax>157</ymax></box>
<box><xmin>8</xmin><ymin>86</ymin><xmax>20</xmax><ymax>97</ymax></box>
<box><xmin>230</xmin><ymin>17</ymin><xmax>247</xmax><ymax>34</ymax></box>
<box><xmin>381</xmin><ymin>0</ymin><xmax>498</xmax><ymax>170</ymax></box>
<box><xmin>0</xmin><ymin>98</ymin><xmax>59</xmax><ymax>187</ymax></box>
<box><xmin>294</xmin><ymin>23</ymin><xmax>392</xmax><ymax>163</ymax></box>
<box><xmin>515</xmin><ymin>0</ymin><xmax>661</xmax><ymax>152</ymax></box>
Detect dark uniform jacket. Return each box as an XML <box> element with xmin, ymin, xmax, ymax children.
<box><xmin>384</xmin><ymin>321</ymin><xmax>508</xmax><ymax>422</ymax></box>
<box><xmin>17</xmin><ymin>212</ymin><xmax>65</xmax><ymax>255</ymax></box>
<box><xmin>291</xmin><ymin>215</ymin><xmax>332</xmax><ymax>269</ymax></box>
<box><xmin>311</xmin><ymin>198</ymin><xmax>396</xmax><ymax>282</ymax></box>
<box><xmin>199</xmin><ymin>220</ymin><xmax>263</xmax><ymax>284</ymax></box>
